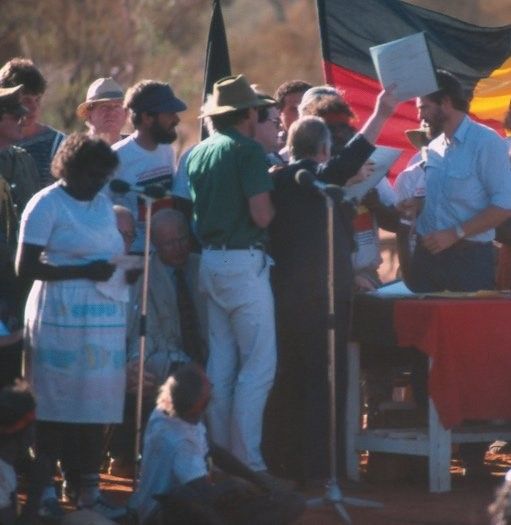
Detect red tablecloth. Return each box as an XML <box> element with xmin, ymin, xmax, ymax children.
<box><xmin>394</xmin><ymin>299</ymin><xmax>511</xmax><ymax>429</ymax></box>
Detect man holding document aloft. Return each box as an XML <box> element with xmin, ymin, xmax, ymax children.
<box><xmin>265</xmin><ymin>87</ymin><xmax>399</xmax><ymax>484</ymax></box>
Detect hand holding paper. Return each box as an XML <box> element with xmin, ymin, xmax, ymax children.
<box><xmin>94</xmin><ymin>255</ymin><xmax>142</xmax><ymax>302</ymax></box>
<box><xmin>111</xmin><ymin>254</ymin><xmax>144</xmax><ymax>270</ymax></box>
<box><xmin>370</xmin><ymin>32</ymin><xmax>438</xmax><ymax>101</ymax></box>
<box><xmin>374</xmin><ymin>84</ymin><xmax>400</xmax><ymax>118</ymax></box>
<box><xmin>345</xmin><ymin>160</ymin><xmax>375</xmax><ymax>187</ymax></box>
<box><xmin>343</xmin><ymin>146</ymin><xmax>402</xmax><ymax>203</ymax></box>
<box><xmin>359</xmin><ymin>86</ymin><xmax>401</xmax><ymax>144</ymax></box>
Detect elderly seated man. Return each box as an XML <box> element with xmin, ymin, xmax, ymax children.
<box><xmin>110</xmin><ymin>208</ymin><xmax>206</xmax><ymax>475</ymax></box>
<box><xmin>126</xmin><ymin>208</ymin><xmax>206</xmax><ymax>387</ymax></box>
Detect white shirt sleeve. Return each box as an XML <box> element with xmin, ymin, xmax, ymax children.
<box><xmin>173</xmin><ymin>148</ymin><xmax>192</xmax><ymax>200</ymax></box>
<box><xmin>394</xmin><ymin>162</ymin><xmax>426</xmax><ymax>202</ymax></box>
<box><xmin>375</xmin><ymin>177</ymin><xmax>397</xmax><ymax>206</ymax></box>
<box><xmin>18</xmin><ymin>192</ymin><xmax>55</xmax><ymax>247</ymax></box>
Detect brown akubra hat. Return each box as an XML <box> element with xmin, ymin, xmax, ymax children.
<box><xmin>200</xmin><ymin>74</ymin><xmax>274</xmax><ymax>118</ymax></box>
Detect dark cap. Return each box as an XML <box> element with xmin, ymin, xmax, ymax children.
<box><xmin>130</xmin><ymin>83</ymin><xmax>187</xmax><ymax>114</ymax></box>
<box><xmin>0</xmin><ymin>85</ymin><xmax>27</xmax><ymax>118</ymax></box>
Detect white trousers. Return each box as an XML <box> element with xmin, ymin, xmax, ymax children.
<box><xmin>200</xmin><ymin>249</ymin><xmax>277</xmax><ymax>471</ymax></box>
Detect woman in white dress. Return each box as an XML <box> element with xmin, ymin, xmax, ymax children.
<box><xmin>15</xmin><ymin>133</ymin><xmax>128</xmax><ymax>520</ymax></box>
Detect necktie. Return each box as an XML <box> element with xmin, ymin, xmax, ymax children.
<box><xmin>174</xmin><ymin>267</ymin><xmax>203</xmax><ymax>363</ymax></box>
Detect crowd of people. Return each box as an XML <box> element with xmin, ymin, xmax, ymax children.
<box><xmin>0</xmin><ymin>55</ymin><xmax>511</xmax><ymax>524</ymax></box>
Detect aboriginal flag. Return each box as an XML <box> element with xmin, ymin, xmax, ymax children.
<box><xmin>317</xmin><ymin>0</ymin><xmax>511</xmax><ymax>173</ymax></box>
<box><xmin>202</xmin><ymin>0</ymin><xmax>231</xmax><ymax>101</ymax></box>
<box><xmin>201</xmin><ymin>0</ymin><xmax>231</xmax><ymax>139</ymax></box>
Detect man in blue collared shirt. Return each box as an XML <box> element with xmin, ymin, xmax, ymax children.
<box><xmin>408</xmin><ymin>72</ymin><xmax>511</xmax><ymax>476</ymax></box>
<box><xmin>409</xmin><ymin>70</ymin><xmax>511</xmax><ymax>292</ymax></box>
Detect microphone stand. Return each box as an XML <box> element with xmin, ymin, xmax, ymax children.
<box><xmin>133</xmin><ymin>194</ymin><xmax>155</xmax><ymax>488</ymax></box>
<box><xmin>306</xmin><ymin>188</ymin><xmax>382</xmax><ymax>524</ymax></box>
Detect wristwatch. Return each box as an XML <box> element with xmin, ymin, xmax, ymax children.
<box><xmin>455</xmin><ymin>224</ymin><xmax>466</xmax><ymax>240</ymax></box>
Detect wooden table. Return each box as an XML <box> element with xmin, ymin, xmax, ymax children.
<box><xmin>346</xmin><ymin>293</ymin><xmax>511</xmax><ymax>492</ymax></box>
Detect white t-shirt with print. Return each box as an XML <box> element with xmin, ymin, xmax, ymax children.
<box><xmin>111</xmin><ymin>135</ymin><xmax>176</xmax><ymax>252</ymax></box>
<box><xmin>352</xmin><ymin>177</ymin><xmax>397</xmax><ymax>272</ymax></box>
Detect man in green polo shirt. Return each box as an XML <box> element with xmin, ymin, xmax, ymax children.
<box><xmin>187</xmin><ymin>75</ymin><xmax>276</xmax><ymax>474</ymax></box>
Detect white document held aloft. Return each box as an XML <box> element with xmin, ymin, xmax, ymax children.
<box><xmin>370</xmin><ymin>32</ymin><xmax>438</xmax><ymax>101</ymax></box>
<box><xmin>343</xmin><ymin>146</ymin><xmax>402</xmax><ymax>204</ymax></box>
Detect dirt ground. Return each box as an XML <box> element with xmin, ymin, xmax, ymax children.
<box><xmin>74</xmin><ymin>451</ymin><xmax>509</xmax><ymax>525</ymax></box>
<box><xmin>295</xmin><ymin>474</ymin><xmax>500</xmax><ymax>525</ymax></box>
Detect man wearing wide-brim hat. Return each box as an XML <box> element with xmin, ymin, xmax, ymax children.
<box><xmin>0</xmin><ymin>85</ymin><xmax>40</xmax><ymax>254</ymax></box>
<box><xmin>187</xmin><ymin>74</ymin><xmax>277</xmax><ymax>476</ymax></box>
<box><xmin>0</xmin><ymin>85</ymin><xmax>28</xmax><ymax>122</ymax></box>
<box><xmin>0</xmin><ymin>86</ymin><xmax>39</xmax><ymax>412</ymax></box>
<box><xmin>76</xmin><ymin>77</ymin><xmax>127</xmax><ymax>145</ymax></box>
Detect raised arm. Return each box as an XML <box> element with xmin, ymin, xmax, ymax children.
<box><xmin>318</xmin><ymin>87</ymin><xmax>399</xmax><ymax>185</ymax></box>
<box><xmin>359</xmin><ymin>87</ymin><xmax>399</xmax><ymax>145</ymax></box>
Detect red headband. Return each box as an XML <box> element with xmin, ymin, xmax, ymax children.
<box><xmin>322</xmin><ymin>112</ymin><xmax>354</xmax><ymax>126</ymax></box>
<box><xmin>0</xmin><ymin>410</ymin><xmax>35</xmax><ymax>435</ymax></box>
<box><xmin>183</xmin><ymin>374</ymin><xmax>211</xmax><ymax>419</ymax></box>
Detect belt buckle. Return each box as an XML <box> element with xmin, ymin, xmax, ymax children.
<box><xmin>252</xmin><ymin>243</ymin><xmax>267</xmax><ymax>275</ymax></box>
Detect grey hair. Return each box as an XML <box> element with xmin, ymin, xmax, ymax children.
<box><xmin>287</xmin><ymin>115</ymin><xmax>332</xmax><ymax>161</ymax></box>
<box><xmin>150</xmin><ymin>208</ymin><xmax>188</xmax><ymax>236</ymax></box>
<box><xmin>298</xmin><ymin>85</ymin><xmax>343</xmax><ymax>116</ymax></box>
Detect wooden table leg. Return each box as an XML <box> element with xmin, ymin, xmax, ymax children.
<box><xmin>428</xmin><ymin>357</ymin><xmax>452</xmax><ymax>493</ymax></box>
<box><xmin>346</xmin><ymin>341</ymin><xmax>361</xmax><ymax>481</ymax></box>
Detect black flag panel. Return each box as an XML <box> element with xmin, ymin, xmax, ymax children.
<box><xmin>201</xmin><ymin>0</ymin><xmax>231</xmax><ymax>138</ymax></box>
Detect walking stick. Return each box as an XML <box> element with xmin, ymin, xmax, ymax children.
<box><xmin>133</xmin><ymin>195</ymin><xmax>154</xmax><ymax>487</ymax></box>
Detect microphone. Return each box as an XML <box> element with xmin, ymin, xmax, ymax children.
<box><xmin>294</xmin><ymin>169</ymin><xmax>344</xmax><ymax>197</ymax></box>
<box><xmin>109</xmin><ymin>179</ymin><xmax>171</xmax><ymax>199</ymax></box>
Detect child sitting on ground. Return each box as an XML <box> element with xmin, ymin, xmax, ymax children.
<box><xmin>130</xmin><ymin>363</ymin><xmax>305</xmax><ymax>525</ymax></box>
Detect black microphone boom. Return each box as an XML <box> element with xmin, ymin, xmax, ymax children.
<box><xmin>143</xmin><ymin>185</ymin><xmax>169</xmax><ymax>199</ymax></box>
<box><xmin>109</xmin><ymin>179</ymin><xmax>131</xmax><ymax>195</ymax></box>
<box><xmin>295</xmin><ymin>168</ymin><xmax>320</xmax><ymax>189</ymax></box>
<box><xmin>109</xmin><ymin>179</ymin><xmax>170</xmax><ymax>199</ymax></box>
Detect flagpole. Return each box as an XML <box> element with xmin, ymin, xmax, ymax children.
<box><xmin>200</xmin><ymin>0</ymin><xmax>231</xmax><ymax>141</ymax></box>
